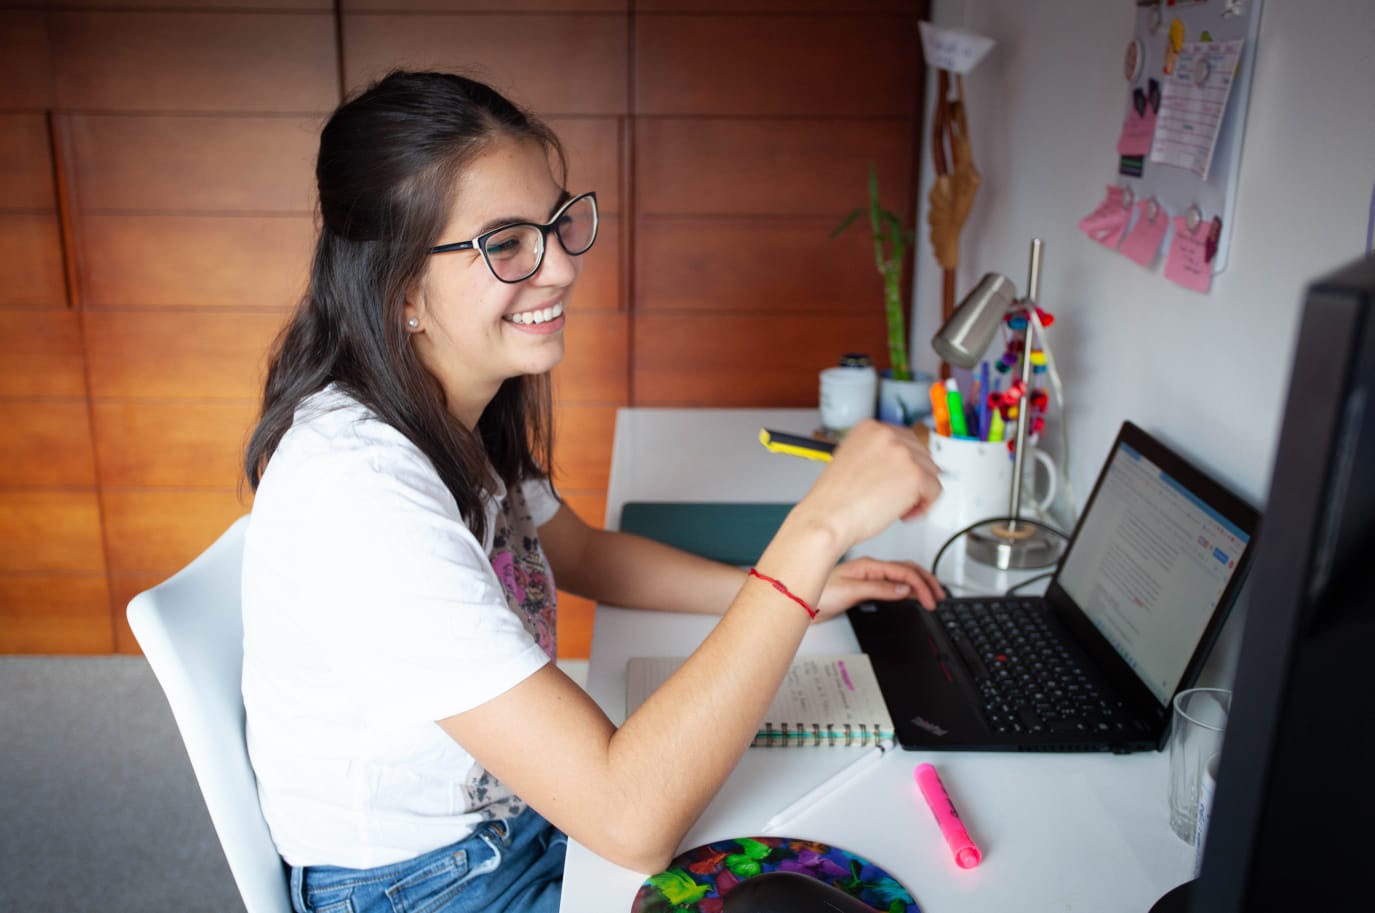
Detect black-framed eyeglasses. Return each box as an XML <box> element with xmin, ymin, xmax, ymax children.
<box><xmin>427</xmin><ymin>191</ymin><xmax>598</xmax><ymax>284</ymax></box>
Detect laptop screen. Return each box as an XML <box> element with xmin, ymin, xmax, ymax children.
<box><xmin>1055</xmin><ymin>439</ymin><xmax>1253</xmax><ymax>705</ymax></box>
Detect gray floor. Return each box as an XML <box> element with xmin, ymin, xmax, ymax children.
<box><xmin>0</xmin><ymin>655</ymin><xmax>590</xmax><ymax>912</ymax></box>
<box><xmin>1</xmin><ymin>656</ymin><xmax>245</xmax><ymax>912</ymax></box>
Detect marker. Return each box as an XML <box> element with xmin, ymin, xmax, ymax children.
<box><xmin>977</xmin><ymin>361</ymin><xmax>992</xmax><ymax>440</ymax></box>
<box><xmin>759</xmin><ymin>428</ymin><xmax>835</xmax><ymax>462</ymax></box>
<box><xmin>761</xmin><ymin>742</ymin><xmax>891</xmax><ymax>835</ymax></box>
<box><xmin>946</xmin><ymin>379</ymin><xmax>969</xmax><ymax>438</ymax></box>
<box><xmin>930</xmin><ymin>382</ymin><xmax>952</xmax><ymax>437</ymax></box>
<box><xmin>914</xmin><ymin>763</ymin><xmax>982</xmax><ymax>869</ymax></box>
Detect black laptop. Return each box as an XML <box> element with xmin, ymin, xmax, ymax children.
<box><xmin>848</xmin><ymin>421</ymin><xmax>1259</xmax><ymax>753</ymax></box>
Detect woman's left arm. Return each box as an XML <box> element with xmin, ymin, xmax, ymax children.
<box><xmin>538</xmin><ymin>503</ymin><xmax>943</xmax><ymax>620</ymax></box>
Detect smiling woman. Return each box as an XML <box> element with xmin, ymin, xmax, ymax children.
<box><xmin>238</xmin><ymin>70</ymin><xmax>945</xmax><ymax>913</ymax></box>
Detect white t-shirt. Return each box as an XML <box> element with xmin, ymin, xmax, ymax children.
<box><xmin>241</xmin><ymin>385</ymin><xmax>562</xmax><ymax>869</ymax></box>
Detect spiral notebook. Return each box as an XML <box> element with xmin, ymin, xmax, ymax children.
<box><xmin>625</xmin><ymin>653</ymin><xmax>894</xmax><ymax>747</ymax></box>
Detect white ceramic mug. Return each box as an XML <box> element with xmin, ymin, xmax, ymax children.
<box><xmin>925</xmin><ymin>433</ymin><xmax>1058</xmax><ymax>532</ymax></box>
<box><xmin>818</xmin><ymin>366</ymin><xmax>878</xmax><ymax>434</ymax></box>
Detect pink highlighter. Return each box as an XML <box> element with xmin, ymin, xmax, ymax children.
<box><xmin>914</xmin><ymin>763</ymin><xmax>982</xmax><ymax>869</ymax></box>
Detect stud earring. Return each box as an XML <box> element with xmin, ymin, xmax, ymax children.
<box><xmin>406</xmin><ymin>318</ymin><xmax>419</xmax><ymax>329</ymax></box>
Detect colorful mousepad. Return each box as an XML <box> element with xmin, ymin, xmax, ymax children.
<box><xmin>630</xmin><ymin>836</ymin><xmax>920</xmax><ymax>913</ymax></box>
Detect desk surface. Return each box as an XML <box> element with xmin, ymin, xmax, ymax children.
<box><xmin>560</xmin><ymin>408</ymin><xmax>1195</xmax><ymax>913</ymax></box>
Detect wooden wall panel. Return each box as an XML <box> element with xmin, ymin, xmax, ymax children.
<box><xmin>0</xmin><ymin>310</ymin><xmax>87</xmax><ymax>398</ymax></box>
<box><xmin>0</xmin><ymin>12</ymin><xmax>52</xmax><ymax>109</ymax></box>
<box><xmin>81</xmin><ymin>215</ymin><xmax>314</xmax><ymax>309</ymax></box>
<box><xmin>111</xmin><ymin>572</ymin><xmax>166</xmax><ymax>654</ymax></box>
<box><xmin>572</xmin><ymin>216</ymin><xmax>620</xmax><ymax>312</ymax></box>
<box><xmin>0</xmin><ymin>491</ymin><xmax>106</xmax><ymax>573</ymax></box>
<box><xmin>552</xmin><ymin>489</ymin><xmax>606</xmax><ymax>659</ymax></box>
<box><xmin>551</xmin><ymin>403</ymin><xmax>616</xmax><ymax>491</ymax></box>
<box><xmin>341</xmin><ymin>13</ymin><xmax>628</xmax><ymax>115</ymax></box>
<box><xmin>91</xmin><ymin>401</ymin><xmax>258</xmax><ymax>489</ymax></box>
<box><xmin>0</xmin><ymin>401</ymin><xmax>98</xmax><ymax>487</ymax></box>
<box><xmin>69</xmin><ymin>0</ymin><xmax>332</xmax><ymax>9</ymax></box>
<box><xmin>635</xmin><ymin>14</ymin><xmax>919</xmax><ymax>117</ymax></box>
<box><xmin>346</xmin><ymin>1</ymin><xmax>624</xmax><ymax>10</ymax></box>
<box><xmin>0</xmin><ymin>115</ymin><xmax>56</xmax><ymax>210</ymax></box>
<box><xmin>0</xmin><ymin>577</ymin><xmax>113</xmax><ymax>654</ymax></box>
<box><xmin>552</xmin><ymin>310</ymin><xmax>628</xmax><ymax>403</ymax></box>
<box><xmin>636</xmin><ymin>217</ymin><xmax>882</xmax><ymax>312</ymax></box>
<box><xmin>0</xmin><ymin>214</ymin><xmax>67</xmax><ymax>308</ymax></box>
<box><xmin>49</xmin><ymin>11</ymin><xmax>338</xmax><ymax>113</ymax></box>
<box><xmin>547</xmin><ymin>117</ymin><xmax>623</xmax><ymax>214</ymax></box>
<box><xmin>83</xmin><ymin>311</ymin><xmax>284</xmax><ymax>400</ymax></box>
<box><xmin>636</xmin><ymin>119</ymin><xmax>913</xmax><ymax>216</ymax></box>
<box><xmin>62</xmin><ymin>115</ymin><xmax>319</xmax><ymax>213</ymax></box>
<box><xmin>633</xmin><ymin>311</ymin><xmax>888</xmax><ymax>406</ymax></box>
<box><xmin>635</xmin><ymin>1</ymin><xmax>912</xmax><ymax>10</ymax></box>
<box><xmin>101</xmin><ymin>489</ymin><xmax>251</xmax><ymax>574</ymax></box>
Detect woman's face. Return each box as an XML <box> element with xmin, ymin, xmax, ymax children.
<box><xmin>404</xmin><ymin>135</ymin><xmax>582</xmax><ymax>427</ymax></box>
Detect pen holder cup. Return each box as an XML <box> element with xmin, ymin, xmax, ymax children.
<box><xmin>1168</xmin><ymin>687</ymin><xmax>1230</xmax><ymax>845</ymax></box>
<box><xmin>819</xmin><ymin>366</ymin><xmax>878</xmax><ymax>436</ymax></box>
<box><xmin>925</xmin><ymin>433</ymin><xmax>1058</xmax><ymax>533</ymax></box>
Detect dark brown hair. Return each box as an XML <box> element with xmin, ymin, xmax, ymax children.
<box><xmin>244</xmin><ymin>70</ymin><xmax>564</xmax><ymax>544</ymax></box>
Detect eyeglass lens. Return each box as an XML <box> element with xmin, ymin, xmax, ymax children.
<box><xmin>483</xmin><ymin>195</ymin><xmax>597</xmax><ymax>282</ymax></box>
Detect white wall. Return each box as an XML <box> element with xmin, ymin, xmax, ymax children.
<box><xmin>911</xmin><ymin>0</ymin><xmax>1375</xmax><ymax>682</ymax></box>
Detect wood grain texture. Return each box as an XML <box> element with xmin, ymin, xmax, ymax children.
<box><xmin>0</xmin><ymin>11</ymin><xmax>52</xmax><ymax>110</ymax></box>
<box><xmin>635</xmin><ymin>216</ymin><xmax>886</xmax><ymax>312</ymax></box>
<box><xmin>635</xmin><ymin>14</ymin><xmax>919</xmax><ymax>117</ymax></box>
<box><xmin>635</xmin><ymin>0</ymin><xmax>918</xmax><ymax>10</ymax></box>
<box><xmin>546</xmin><ymin>116</ymin><xmax>623</xmax><ymax>213</ymax></box>
<box><xmin>0</xmin><ymin>309</ymin><xmax>88</xmax><ymax>397</ymax></box>
<box><xmin>0</xmin><ymin>576</ymin><xmax>114</xmax><ymax>654</ymax></box>
<box><xmin>632</xmin><ymin>311</ymin><xmax>888</xmax><ymax>405</ymax></box>
<box><xmin>571</xmin><ymin>215</ymin><xmax>620</xmax><ymax>312</ymax></box>
<box><xmin>83</xmin><ymin>310</ymin><xmax>286</xmax><ymax>400</ymax></box>
<box><xmin>64</xmin><ymin>115</ymin><xmax>320</xmax><ymax>213</ymax></box>
<box><xmin>0</xmin><ymin>214</ymin><xmax>68</xmax><ymax>308</ymax></box>
<box><xmin>0</xmin><ymin>114</ymin><xmax>57</xmax><ymax>210</ymax></box>
<box><xmin>635</xmin><ymin>118</ymin><xmax>915</xmax><ymax>216</ymax></box>
<box><xmin>91</xmin><ymin>400</ymin><xmax>259</xmax><ymax>489</ymax></box>
<box><xmin>100</xmin><ymin>489</ymin><xmax>252</xmax><ymax>573</ymax></box>
<box><xmin>551</xmin><ymin>309</ymin><xmax>629</xmax><ymax>403</ymax></box>
<box><xmin>0</xmin><ymin>401</ymin><xmax>98</xmax><ymax>487</ymax></box>
<box><xmin>551</xmin><ymin>402</ymin><xmax>617</xmax><ymax>491</ymax></box>
<box><xmin>342</xmin><ymin>13</ymin><xmax>628</xmax><ymax>115</ymax></box>
<box><xmin>0</xmin><ymin>491</ymin><xmax>106</xmax><ymax>574</ymax></box>
<box><xmin>345</xmin><ymin>0</ymin><xmax>624</xmax><ymax>10</ymax></box>
<box><xmin>49</xmin><ymin>11</ymin><xmax>338</xmax><ymax>113</ymax></box>
<box><xmin>80</xmin><ymin>214</ymin><xmax>315</xmax><ymax>309</ymax></box>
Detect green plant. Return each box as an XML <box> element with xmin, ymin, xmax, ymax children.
<box><xmin>831</xmin><ymin>166</ymin><xmax>916</xmax><ymax>381</ymax></box>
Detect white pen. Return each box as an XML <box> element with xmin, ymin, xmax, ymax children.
<box><xmin>760</xmin><ymin>741</ymin><xmax>893</xmax><ymax>835</ymax></box>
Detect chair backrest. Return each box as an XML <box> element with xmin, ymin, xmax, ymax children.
<box><xmin>127</xmin><ymin>515</ymin><xmax>291</xmax><ymax>913</ymax></box>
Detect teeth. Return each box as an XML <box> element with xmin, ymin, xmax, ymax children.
<box><xmin>507</xmin><ymin>303</ymin><xmax>564</xmax><ymax>325</ymax></box>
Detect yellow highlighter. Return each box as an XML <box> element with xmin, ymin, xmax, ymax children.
<box><xmin>759</xmin><ymin>428</ymin><xmax>836</xmax><ymax>462</ymax></box>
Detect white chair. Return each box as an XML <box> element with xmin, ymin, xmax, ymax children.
<box><xmin>127</xmin><ymin>515</ymin><xmax>292</xmax><ymax>913</ymax></box>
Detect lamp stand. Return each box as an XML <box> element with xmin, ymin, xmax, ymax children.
<box><xmin>965</xmin><ymin>239</ymin><xmax>1063</xmax><ymax>570</ymax></box>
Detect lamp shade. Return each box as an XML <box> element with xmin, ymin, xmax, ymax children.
<box><xmin>932</xmin><ymin>272</ymin><xmax>1017</xmax><ymax>369</ymax></box>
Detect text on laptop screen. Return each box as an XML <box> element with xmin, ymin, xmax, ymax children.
<box><xmin>1056</xmin><ymin>442</ymin><xmax>1251</xmax><ymax>705</ymax></box>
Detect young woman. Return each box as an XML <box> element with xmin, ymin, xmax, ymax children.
<box><xmin>241</xmin><ymin>70</ymin><xmax>944</xmax><ymax>913</ymax></box>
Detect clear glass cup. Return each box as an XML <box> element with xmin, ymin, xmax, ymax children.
<box><xmin>1168</xmin><ymin>687</ymin><xmax>1230</xmax><ymax>844</ymax></box>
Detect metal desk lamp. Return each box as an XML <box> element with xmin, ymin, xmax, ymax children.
<box><xmin>931</xmin><ymin>238</ymin><xmax>1062</xmax><ymax>569</ymax></box>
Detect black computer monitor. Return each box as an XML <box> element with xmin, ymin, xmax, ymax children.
<box><xmin>1173</xmin><ymin>252</ymin><xmax>1375</xmax><ymax>912</ymax></box>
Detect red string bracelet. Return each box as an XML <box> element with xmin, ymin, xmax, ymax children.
<box><xmin>747</xmin><ymin>567</ymin><xmax>818</xmax><ymax>619</ymax></box>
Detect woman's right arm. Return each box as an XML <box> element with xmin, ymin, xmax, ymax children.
<box><xmin>437</xmin><ymin>420</ymin><xmax>941</xmax><ymax>873</ymax></box>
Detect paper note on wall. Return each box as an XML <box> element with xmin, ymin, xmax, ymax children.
<box><xmin>1078</xmin><ymin>185</ymin><xmax>1133</xmax><ymax>249</ymax></box>
<box><xmin>1149</xmin><ymin>39</ymin><xmax>1245</xmax><ymax>179</ymax></box>
<box><xmin>1163</xmin><ymin>215</ymin><xmax>1213</xmax><ymax>293</ymax></box>
<box><xmin>1119</xmin><ymin>200</ymin><xmax>1170</xmax><ymax>267</ymax></box>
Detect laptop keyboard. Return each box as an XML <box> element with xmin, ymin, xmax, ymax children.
<box><xmin>936</xmin><ymin>599</ymin><xmax>1133</xmax><ymax>736</ymax></box>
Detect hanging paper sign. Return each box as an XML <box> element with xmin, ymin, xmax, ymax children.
<box><xmin>1077</xmin><ymin>185</ymin><xmax>1133</xmax><ymax>249</ymax></box>
<box><xmin>1119</xmin><ymin>199</ymin><xmax>1171</xmax><ymax>267</ymax></box>
<box><xmin>1163</xmin><ymin>213</ymin><xmax>1214</xmax><ymax>292</ymax></box>
<box><xmin>918</xmin><ymin>21</ymin><xmax>995</xmax><ymax>74</ymax></box>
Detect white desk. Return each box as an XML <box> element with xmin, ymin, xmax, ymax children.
<box><xmin>559</xmin><ymin>408</ymin><xmax>1195</xmax><ymax>913</ymax></box>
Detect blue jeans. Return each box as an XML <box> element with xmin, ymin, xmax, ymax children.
<box><xmin>289</xmin><ymin>808</ymin><xmax>566</xmax><ymax>913</ymax></box>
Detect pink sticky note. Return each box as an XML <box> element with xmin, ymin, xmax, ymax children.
<box><xmin>1163</xmin><ymin>215</ymin><xmax>1213</xmax><ymax>293</ymax></box>
<box><xmin>1077</xmin><ymin>185</ymin><xmax>1132</xmax><ymax>249</ymax></box>
<box><xmin>1116</xmin><ymin>105</ymin><xmax>1157</xmax><ymax>157</ymax></box>
<box><xmin>1119</xmin><ymin>200</ymin><xmax>1169</xmax><ymax>267</ymax></box>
